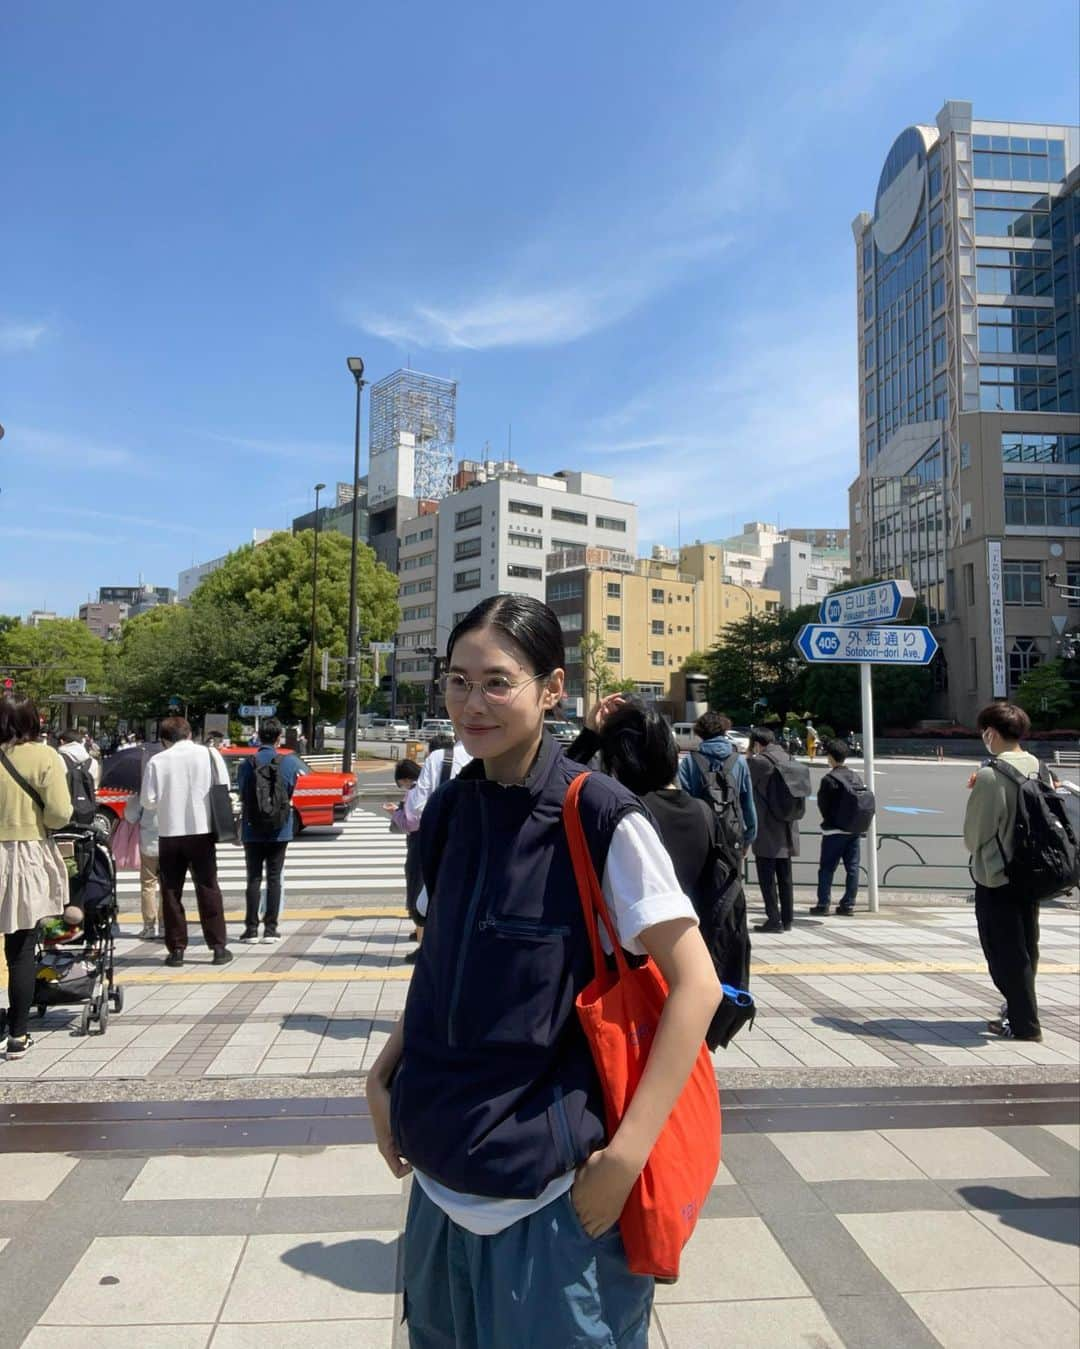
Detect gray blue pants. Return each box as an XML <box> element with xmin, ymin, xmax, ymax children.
<box><xmin>403</xmin><ymin>1181</ymin><xmax>654</xmax><ymax>1347</ymax></box>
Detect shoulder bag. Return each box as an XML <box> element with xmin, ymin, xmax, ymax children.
<box><xmin>563</xmin><ymin>771</ymin><xmax>721</xmax><ymax>1281</ymax></box>
<box><xmin>0</xmin><ymin>748</ymin><xmax>47</xmax><ymax>812</ymax></box>
<box><xmin>206</xmin><ymin>747</ymin><xmax>238</xmax><ymax>844</ymax></box>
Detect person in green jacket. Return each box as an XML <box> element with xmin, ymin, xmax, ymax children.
<box><xmin>963</xmin><ymin>701</ymin><xmax>1043</xmax><ymax>1042</ymax></box>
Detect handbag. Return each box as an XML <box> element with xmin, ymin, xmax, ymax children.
<box><xmin>563</xmin><ymin>772</ymin><xmax>721</xmax><ymax>1281</ymax></box>
<box><xmin>111</xmin><ymin>816</ymin><xmax>141</xmax><ymax>870</ymax></box>
<box><xmin>206</xmin><ymin>747</ymin><xmax>237</xmax><ymax>844</ymax></box>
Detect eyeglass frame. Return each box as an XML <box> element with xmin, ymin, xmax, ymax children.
<box><xmin>438</xmin><ymin>671</ymin><xmax>553</xmax><ymax>705</ymax></box>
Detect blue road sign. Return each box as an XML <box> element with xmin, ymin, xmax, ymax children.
<box><xmin>795</xmin><ymin>625</ymin><xmax>939</xmax><ymax>666</ymax></box>
<box><xmin>238</xmin><ymin>704</ymin><xmax>276</xmax><ymax>717</ymax></box>
<box><xmin>819</xmin><ymin>580</ymin><xmax>916</xmax><ymax>627</ymax></box>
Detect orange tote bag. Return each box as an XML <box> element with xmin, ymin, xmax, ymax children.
<box><xmin>563</xmin><ymin>773</ymin><xmax>721</xmax><ymax>1280</ymax></box>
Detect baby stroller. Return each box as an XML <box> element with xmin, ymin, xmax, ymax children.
<box><xmin>33</xmin><ymin>826</ymin><xmax>123</xmax><ymax>1036</ymax></box>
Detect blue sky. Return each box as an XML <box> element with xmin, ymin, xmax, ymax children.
<box><xmin>2</xmin><ymin>0</ymin><xmax>1077</xmax><ymax>618</ymax></box>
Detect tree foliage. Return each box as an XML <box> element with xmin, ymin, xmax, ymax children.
<box><xmin>578</xmin><ymin>631</ymin><xmax>636</xmax><ymax>700</ymax></box>
<box><xmin>1015</xmin><ymin>659</ymin><xmax>1075</xmax><ymax>729</ymax></box>
<box><xmin>0</xmin><ymin>619</ymin><xmax>106</xmax><ymax>707</ymax></box>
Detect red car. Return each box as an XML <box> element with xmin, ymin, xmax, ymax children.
<box><xmin>95</xmin><ymin>745</ymin><xmax>358</xmax><ymax>837</ymax></box>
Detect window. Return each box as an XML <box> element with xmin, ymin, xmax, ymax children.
<box><xmin>551</xmin><ymin>538</ymin><xmax>578</xmax><ymax>552</ymax></box>
<box><xmin>1008</xmin><ymin>637</ymin><xmax>1041</xmax><ymax>691</ymax></box>
<box><xmin>963</xmin><ymin>563</ymin><xmax>975</xmax><ymax>606</ymax></box>
<box><xmin>453</xmin><ymin>611</ymin><xmax>469</xmax><ymax>625</ymax></box>
<box><xmin>972</xmin><ymin>137</ymin><xmax>1066</xmax><ymax>184</ymax></box>
<box><xmin>973</xmin><ymin>189</ymin><xmax>1052</xmax><ymax>241</ymax></box>
<box><xmin>548</xmin><ymin>579</ymin><xmax>583</xmax><ymax>601</ymax></box>
<box><xmin>401</xmin><ymin>604</ymin><xmax>433</xmax><ymax>622</ymax></box>
<box><xmin>507</xmin><ymin>564</ymin><xmax>542</xmax><ymax>580</ymax></box>
<box><xmin>1067</xmin><ymin>562</ymin><xmax>1080</xmax><ymax>608</ymax></box>
<box><xmin>551</xmin><ymin>508</ymin><xmax>587</xmax><ymax>526</ymax></box>
<box><xmin>969</xmin><ymin>638</ymin><xmax>978</xmax><ymax>690</ymax></box>
<box><xmin>564</xmin><ymin>644</ymin><xmax>581</xmax><ymax>663</ymax></box>
<box><xmin>1004</xmin><ymin>475</ymin><xmax>1080</xmax><ymax>527</ymax></box>
<box><xmin>401</xmin><ymin>551</ymin><xmax>435</xmax><ymax>570</ymax></box>
<box><xmin>454</xmin><ymin>538</ymin><xmax>481</xmax><ymax>561</ymax></box>
<box><xmin>980</xmin><ymin>364</ymin><xmax>1060</xmax><ymax>413</ymax></box>
<box><xmin>978</xmin><ymin>304</ymin><xmax>1055</xmax><ymax>356</ymax></box>
<box><xmin>651</xmin><ymin>588</ymin><xmax>665</xmax><ymax>604</ymax></box>
<box><xmin>650</xmin><ymin>651</ymin><xmax>665</xmax><ymax>667</ymax></box>
<box><xmin>606</xmin><ymin>647</ymin><xmax>621</xmax><ymax>663</ymax></box>
<box><xmin>507</xmin><ymin>531</ymin><xmax>543</xmax><ymax>549</ymax></box>
<box><xmin>976</xmin><ymin>246</ymin><xmax>1052</xmax><ymax>298</ymax></box>
<box><xmin>606</xmin><ymin>615</ymin><xmax>620</xmax><ymax>632</ymax></box>
<box><xmin>606</xmin><ymin>582</ymin><xmax>621</xmax><ymax>599</ymax></box>
<box><xmin>404</xmin><ymin>526</ymin><xmax>434</xmax><ymax>545</ymax></box>
<box><xmin>455</xmin><ymin>506</ymin><xmax>482</xmax><ymax>531</ymax></box>
<box><xmin>454</xmin><ymin>568</ymin><xmax>481</xmax><ymax>592</ymax></box>
<box><xmin>508</xmin><ymin>499</ymin><xmax>543</xmax><ymax>517</ymax></box>
<box><xmin>1003</xmin><ymin>560</ymin><xmax>1042</xmax><ymax>605</ymax></box>
<box><xmin>595</xmin><ymin>515</ymin><xmax>626</xmax><ymax>532</ymax></box>
<box><xmin>560</xmin><ymin>612</ymin><xmax>583</xmax><ymax>631</ymax></box>
<box><xmin>651</xmin><ymin>620</ymin><xmax>665</xmax><ymax>635</ymax></box>
<box><xmin>1001</xmin><ymin>432</ymin><xmax>1080</xmax><ymax>465</ymax></box>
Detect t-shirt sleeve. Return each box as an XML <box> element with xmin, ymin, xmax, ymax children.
<box><xmin>600</xmin><ymin>811</ymin><xmax>698</xmax><ymax>957</ymax></box>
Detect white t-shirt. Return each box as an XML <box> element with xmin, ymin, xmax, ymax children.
<box><xmin>141</xmin><ymin>740</ymin><xmax>230</xmax><ymax>839</ymax></box>
<box><xmin>412</xmin><ymin>808</ymin><xmax>697</xmax><ymax>1234</ymax></box>
<box><xmin>403</xmin><ymin>742</ymin><xmax>472</xmax><ymax>831</ymax></box>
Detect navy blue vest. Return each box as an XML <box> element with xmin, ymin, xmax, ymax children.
<box><xmin>390</xmin><ymin>733</ymin><xmax>641</xmax><ymax>1199</ymax></box>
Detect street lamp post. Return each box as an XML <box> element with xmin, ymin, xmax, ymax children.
<box><xmin>306</xmin><ymin>482</ymin><xmax>327</xmax><ymax>750</ymax></box>
<box><xmin>342</xmin><ymin>357</ymin><xmax>367</xmax><ymax>773</ymax></box>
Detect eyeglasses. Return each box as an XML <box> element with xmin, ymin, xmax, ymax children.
<box><xmin>439</xmin><ymin>672</ymin><xmax>548</xmax><ymax>705</ymax></box>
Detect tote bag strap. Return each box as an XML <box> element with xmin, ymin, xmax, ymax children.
<box><xmin>563</xmin><ymin>772</ymin><xmax>632</xmax><ymax>982</ymax></box>
<box><xmin>206</xmin><ymin>745</ymin><xmax>222</xmax><ymax>785</ymax></box>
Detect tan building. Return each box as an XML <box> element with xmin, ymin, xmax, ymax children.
<box><xmin>78</xmin><ymin>601</ymin><xmax>128</xmax><ymax>640</ymax></box>
<box><xmin>546</xmin><ymin>546</ymin><xmax>779</xmax><ymax>714</ymax></box>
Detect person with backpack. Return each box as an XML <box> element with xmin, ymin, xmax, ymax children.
<box><xmin>236</xmin><ymin>718</ymin><xmax>305</xmax><ymax>944</ymax></box>
<box><xmin>747</xmin><ymin>728</ymin><xmax>810</xmax><ymax>932</ymax></box>
<box><xmin>810</xmin><ymin>738</ymin><xmax>876</xmax><ymax>916</ymax></box>
<box><xmin>676</xmin><ymin>710</ymin><xmax>757</xmax><ymax>859</ymax></box>
<box><xmin>384</xmin><ymin>756</ymin><xmax>423</xmax><ymax>961</ymax></box>
<box><xmin>0</xmin><ymin>696</ymin><xmax>73</xmax><ymax>1061</ymax></box>
<box><xmin>56</xmin><ymin>729</ymin><xmax>98</xmax><ymax>829</ymax></box>
<box><xmin>366</xmin><ymin>595</ymin><xmax>720</xmax><ymax>1347</ymax></box>
<box><xmin>964</xmin><ymin>702</ymin><xmax>1077</xmax><ymax>1043</ymax></box>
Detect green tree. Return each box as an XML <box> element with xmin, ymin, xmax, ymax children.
<box><xmin>0</xmin><ymin>619</ymin><xmax>106</xmax><ymax>708</ymax></box>
<box><xmin>578</xmin><ymin>631</ymin><xmax>635</xmax><ymax>701</ymax></box>
<box><xmin>1015</xmin><ymin>659</ymin><xmax>1075</xmax><ymax>729</ymax></box>
<box><xmin>701</xmin><ymin>605</ymin><xmax>815</xmax><ymax>724</ymax></box>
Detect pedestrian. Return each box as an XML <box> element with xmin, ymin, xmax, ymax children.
<box><xmin>804</xmin><ymin>719</ymin><xmax>818</xmax><ymax>760</ymax></box>
<box><xmin>384</xmin><ymin>758</ymin><xmax>423</xmax><ymax>958</ymax></box>
<box><xmin>964</xmin><ymin>702</ymin><xmax>1044</xmax><ymax>1042</ymax></box>
<box><xmin>366</xmin><ymin>594</ymin><xmax>720</xmax><ymax>1348</ymax></box>
<box><xmin>236</xmin><ymin>718</ymin><xmax>305</xmax><ymax>945</ymax></box>
<box><xmin>810</xmin><ymin>737</ymin><xmax>873</xmax><ymax>916</ymax></box>
<box><xmin>0</xmin><ymin>696</ymin><xmax>72</xmax><ymax>1061</ymax></box>
<box><xmin>747</xmin><ymin>728</ymin><xmax>802</xmax><ymax>932</ymax></box>
<box><xmin>56</xmin><ymin>729</ymin><xmax>98</xmax><ymax>827</ymax></box>
<box><xmin>140</xmin><ymin>716</ymin><xmax>233</xmax><ymax>967</ymax></box>
<box><xmin>676</xmin><ymin>710</ymin><xmax>757</xmax><ymax>847</ymax></box>
<box><xmin>124</xmin><ymin>763</ymin><xmax>162</xmax><ymax>941</ymax></box>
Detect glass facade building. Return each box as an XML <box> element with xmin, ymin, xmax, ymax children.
<box><xmin>850</xmin><ymin>103</ymin><xmax>1079</xmax><ymax>722</ymax></box>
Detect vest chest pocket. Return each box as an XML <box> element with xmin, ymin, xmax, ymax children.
<box><xmin>456</xmin><ymin>916</ymin><xmax>575</xmax><ymax>1049</ymax></box>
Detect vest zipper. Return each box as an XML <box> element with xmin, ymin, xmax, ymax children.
<box><xmin>446</xmin><ymin>794</ymin><xmax>490</xmax><ymax>1048</ymax></box>
<box><xmin>551</xmin><ymin>1084</ymin><xmax>577</xmax><ymax>1172</ymax></box>
<box><xmin>477</xmin><ymin>917</ymin><xmax>572</xmax><ymax>939</ymax></box>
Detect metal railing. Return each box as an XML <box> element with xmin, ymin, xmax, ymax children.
<box><xmin>746</xmin><ymin>829</ymin><xmax>974</xmax><ymax>893</ymax></box>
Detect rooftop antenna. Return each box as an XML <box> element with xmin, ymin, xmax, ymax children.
<box><xmin>677</xmin><ymin>510</ymin><xmax>681</xmax><ymax>550</ymax></box>
<box><xmin>507</xmin><ymin>423</ymin><xmax>512</xmax><ymax>458</ymax></box>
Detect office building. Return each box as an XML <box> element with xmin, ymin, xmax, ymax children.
<box><xmin>291</xmin><ymin>483</ymin><xmax>370</xmax><ymax>548</ymax></box>
<box><xmin>25</xmin><ymin>610</ymin><xmax>59</xmax><ymax>627</ymax></box>
<box><xmin>97</xmin><ymin>585</ymin><xmax>176</xmax><ymax>616</ymax></box>
<box><xmin>685</xmin><ymin>524</ymin><xmax>851</xmax><ymax>610</ymax></box>
<box><xmin>850</xmin><ymin>102</ymin><xmax>1079</xmax><ymax>723</ymax></box>
<box><xmin>178</xmin><ymin>529</ymin><xmax>274</xmax><ymax>601</ymax></box>
<box><xmin>78</xmin><ymin>602</ymin><xmax>128</xmax><ymax>639</ymax></box>
<box><xmin>394</xmin><ymin>508</ymin><xmax>440</xmax><ymax>707</ymax></box>
<box><xmin>436</xmin><ymin>467</ymin><xmax>638</xmax><ymax>642</ymax></box>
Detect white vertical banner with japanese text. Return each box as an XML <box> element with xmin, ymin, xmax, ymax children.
<box><xmin>987</xmin><ymin>540</ymin><xmax>1007</xmax><ymax>698</ymax></box>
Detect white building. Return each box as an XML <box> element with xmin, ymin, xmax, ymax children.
<box><xmin>178</xmin><ymin>530</ymin><xmax>274</xmax><ymax>601</ymax></box>
<box><xmin>436</xmin><ymin>469</ymin><xmax>638</xmax><ymax>641</ymax></box>
<box><xmin>394</xmin><ymin>511</ymin><xmax>439</xmax><ymax>707</ymax></box>
<box><xmin>713</xmin><ymin>521</ymin><xmax>851</xmax><ymax>608</ymax></box>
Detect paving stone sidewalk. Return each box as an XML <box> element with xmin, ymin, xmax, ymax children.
<box><xmin>2</xmin><ymin>1109</ymin><xmax>1077</xmax><ymax>1348</ymax></box>
<box><xmin>2</xmin><ymin>901</ymin><xmax>1077</xmax><ymax>1088</ymax></box>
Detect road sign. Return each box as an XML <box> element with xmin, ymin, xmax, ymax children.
<box><xmin>370</xmin><ymin>642</ymin><xmax>395</xmax><ymax>654</ymax></box>
<box><xmin>64</xmin><ymin>677</ymin><xmax>87</xmax><ymax>695</ymax></box>
<box><xmin>238</xmin><ymin>704</ymin><xmax>276</xmax><ymax>717</ymax></box>
<box><xmin>795</xmin><ymin>625</ymin><xmax>939</xmax><ymax>666</ymax></box>
<box><xmin>819</xmin><ymin>580</ymin><xmax>915</xmax><ymax>627</ymax></box>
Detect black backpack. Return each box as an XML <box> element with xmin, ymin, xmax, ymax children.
<box><xmin>828</xmin><ymin>767</ymin><xmax>876</xmax><ymax>834</ymax></box>
<box><xmin>988</xmin><ymin>759</ymin><xmax>1079</xmax><ymax>902</ymax></box>
<box><xmin>765</xmin><ymin>754</ymin><xmax>811</xmax><ymax>823</ymax></box>
<box><xmin>691</xmin><ymin>751</ymin><xmax>745</xmax><ymax>864</ymax></box>
<box><xmin>65</xmin><ymin>760</ymin><xmax>97</xmax><ymax>828</ymax></box>
<box><xmin>246</xmin><ymin>754</ymin><xmax>291</xmax><ymax>832</ymax></box>
<box><xmin>439</xmin><ymin>747</ymin><xmax>454</xmax><ymax>787</ymax></box>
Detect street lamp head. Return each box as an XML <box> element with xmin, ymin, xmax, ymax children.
<box><xmin>346</xmin><ymin>356</ymin><xmax>365</xmax><ymax>381</ymax></box>
<box><xmin>314</xmin><ymin>482</ymin><xmax>327</xmax><ymax>493</ymax></box>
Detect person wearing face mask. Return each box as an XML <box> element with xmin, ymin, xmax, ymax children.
<box><xmin>964</xmin><ymin>701</ymin><xmax>1043</xmax><ymax>1042</ymax></box>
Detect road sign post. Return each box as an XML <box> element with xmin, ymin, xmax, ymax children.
<box><xmin>795</xmin><ymin>612</ymin><xmax>938</xmax><ymax>915</ymax></box>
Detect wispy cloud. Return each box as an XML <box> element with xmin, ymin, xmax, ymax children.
<box><xmin>0</xmin><ymin>320</ymin><xmax>48</xmax><ymax>352</ymax></box>
<box><xmin>4</xmin><ymin>526</ymin><xmax>104</xmax><ymax>544</ymax></box>
<box><xmin>15</xmin><ymin>425</ymin><xmax>151</xmax><ymax>473</ymax></box>
<box><xmin>200</xmin><ymin>431</ymin><xmax>346</xmax><ymax>464</ymax></box>
<box><xmin>49</xmin><ymin>506</ymin><xmax>212</xmax><ymax>536</ymax></box>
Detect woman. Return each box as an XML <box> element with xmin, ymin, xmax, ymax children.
<box><xmin>0</xmin><ymin>696</ymin><xmax>73</xmax><ymax>1061</ymax></box>
<box><xmin>366</xmin><ymin>596</ymin><xmax>720</xmax><ymax>1348</ymax></box>
<box><xmin>124</xmin><ymin>775</ymin><xmax>161</xmax><ymax>941</ymax></box>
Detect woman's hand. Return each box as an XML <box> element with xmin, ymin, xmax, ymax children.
<box><xmin>585</xmin><ymin>694</ymin><xmax>627</xmax><ymax>734</ymax></box>
<box><xmin>366</xmin><ymin>1067</ymin><xmax>411</xmax><ymax>1179</ymax></box>
<box><xmin>570</xmin><ymin>1146</ymin><xmax>640</xmax><ymax>1238</ymax></box>
<box><xmin>382</xmin><ymin>801</ymin><xmax>398</xmax><ymax>813</ymax></box>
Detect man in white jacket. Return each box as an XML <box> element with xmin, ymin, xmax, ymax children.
<box><xmin>141</xmin><ymin>717</ymin><xmax>232</xmax><ymax>968</ymax></box>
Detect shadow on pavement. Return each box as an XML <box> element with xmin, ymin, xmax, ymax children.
<box><xmin>958</xmin><ymin>1186</ymin><xmax>1080</xmax><ymax>1247</ymax></box>
<box><xmin>814</xmin><ymin>1016</ymin><xmax>989</xmax><ymax>1047</ymax></box>
<box><xmin>281</xmin><ymin>1235</ymin><xmax>399</xmax><ymax>1292</ymax></box>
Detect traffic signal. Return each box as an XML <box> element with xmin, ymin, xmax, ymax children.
<box><xmin>2</xmin><ymin>678</ymin><xmax>13</xmax><ymax>692</ymax></box>
<box><xmin>379</xmin><ymin>674</ymin><xmax>393</xmax><ymax>694</ymax></box>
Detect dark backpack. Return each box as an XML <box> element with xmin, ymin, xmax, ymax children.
<box><xmin>65</xmin><ymin>760</ymin><xmax>97</xmax><ymax>828</ymax></box>
<box><xmin>439</xmin><ymin>747</ymin><xmax>454</xmax><ymax>787</ymax></box>
<box><xmin>246</xmin><ymin>754</ymin><xmax>292</xmax><ymax>832</ymax></box>
<box><xmin>691</xmin><ymin>751</ymin><xmax>745</xmax><ymax>864</ymax></box>
<box><xmin>829</xmin><ymin>767</ymin><xmax>876</xmax><ymax>834</ymax></box>
<box><xmin>988</xmin><ymin>759</ymin><xmax>1079</xmax><ymax>902</ymax></box>
<box><xmin>765</xmin><ymin>754</ymin><xmax>811</xmax><ymax>823</ymax></box>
